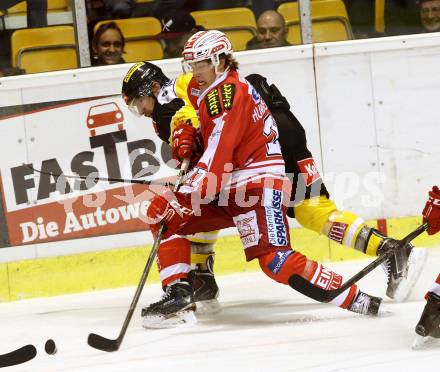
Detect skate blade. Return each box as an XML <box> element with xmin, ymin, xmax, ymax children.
<box><xmin>376</xmin><ymin>304</ymin><xmax>393</xmax><ymax>317</ymax></box>
<box><xmin>142</xmin><ymin>310</ymin><xmax>197</xmax><ymax>329</ymax></box>
<box><xmin>393</xmin><ymin>248</ymin><xmax>428</xmax><ymax>302</ymax></box>
<box><xmin>412</xmin><ymin>334</ymin><xmax>439</xmax><ymax>350</ymax></box>
<box><xmin>195</xmin><ymin>299</ymin><xmax>222</xmax><ymax>315</ymax></box>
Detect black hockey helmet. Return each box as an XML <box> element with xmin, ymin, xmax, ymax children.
<box><xmin>121</xmin><ymin>61</ymin><xmax>170</xmax><ymax>105</ymax></box>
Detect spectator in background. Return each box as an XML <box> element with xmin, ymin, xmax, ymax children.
<box><xmin>159</xmin><ymin>9</ymin><xmax>204</xmax><ymax>59</ymax></box>
<box><xmin>246</xmin><ymin>10</ymin><xmax>290</xmax><ymax>50</ymax></box>
<box><xmin>0</xmin><ymin>0</ymin><xmax>47</xmax><ymax>28</ymax></box>
<box><xmin>91</xmin><ymin>22</ymin><xmax>125</xmax><ymax>66</ymax></box>
<box><xmin>419</xmin><ymin>0</ymin><xmax>440</xmax><ymax>32</ymax></box>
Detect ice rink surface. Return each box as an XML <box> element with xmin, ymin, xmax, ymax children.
<box><xmin>1</xmin><ymin>249</ymin><xmax>440</xmax><ymax>372</ymax></box>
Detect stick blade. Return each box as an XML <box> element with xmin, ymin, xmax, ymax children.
<box><xmin>0</xmin><ymin>344</ymin><xmax>37</xmax><ymax>368</ymax></box>
<box><xmin>288</xmin><ymin>274</ymin><xmax>342</xmax><ymax>303</ymax></box>
<box><xmin>87</xmin><ymin>333</ymin><xmax>120</xmax><ymax>352</ymax></box>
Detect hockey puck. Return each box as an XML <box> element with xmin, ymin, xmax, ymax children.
<box><xmin>44</xmin><ymin>339</ymin><xmax>57</xmax><ymax>355</ymax></box>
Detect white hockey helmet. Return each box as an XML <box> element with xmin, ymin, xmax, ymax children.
<box><xmin>182</xmin><ymin>30</ymin><xmax>233</xmax><ymax>73</ymax></box>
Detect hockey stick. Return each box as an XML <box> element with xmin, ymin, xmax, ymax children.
<box><xmin>24</xmin><ymin>164</ymin><xmax>175</xmax><ymax>187</ymax></box>
<box><xmin>87</xmin><ymin>158</ymin><xmax>190</xmax><ymax>352</ymax></box>
<box><xmin>288</xmin><ymin>222</ymin><xmax>429</xmax><ymax>303</ymax></box>
<box><xmin>0</xmin><ymin>344</ymin><xmax>37</xmax><ymax>368</ymax></box>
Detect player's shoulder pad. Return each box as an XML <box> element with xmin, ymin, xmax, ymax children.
<box><xmin>174</xmin><ymin>73</ymin><xmax>191</xmax><ymax>99</ymax></box>
<box><xmin>178</xmin><ymin>72</ymin><xmax>194</xmax><ymax>85</ymax></box>
<box><xmin>204</xmin><ymin>82</ymin><xmax>236</xmax><ymax>117</ymax></box>
<box><xmin>176</xmin><ymin>72</ymin><xmax>193</xmax><ymax>93</ymax></box>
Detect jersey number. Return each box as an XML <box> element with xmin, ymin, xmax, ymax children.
<box><xmin>263</xmin><ymin>115</ymin><xmax>282</xmax><ymax>156</ymax></box>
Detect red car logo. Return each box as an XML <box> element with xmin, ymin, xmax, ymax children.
<box><xmin>87</xmin><ymin>102</ymin><xmax>124</xmax><ymax>137</ymax></box>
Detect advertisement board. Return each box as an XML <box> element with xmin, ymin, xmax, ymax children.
<box><xmin>0</xmin><ymin>95</ymin><xmax>177</xmax><ymax>247</ymax></box>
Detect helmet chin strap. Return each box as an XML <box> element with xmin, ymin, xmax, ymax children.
<box><xmin>212</xmin><ymin>55</ymin><xmax>230</xmax><ymax>76</ymax></box>
<box><xmin>215</xmin><ymin>66</ymin><xmax>228</xmax><ymax>77</ymax></box>
<box><xmin>128</xmin><ymin>104</ymin><xmax>142</xmax><ymax>117</ymax></box>
<box><xmin>214</xmin><ymin>64</ymin><xmax>223</xmax><ymax>76</ymax></box>
<box><xmin>211</xmin><ymin>54</ymin><xmax>221</xmax><ymax>75</ymax></box>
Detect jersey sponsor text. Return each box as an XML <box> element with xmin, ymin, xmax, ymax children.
<box><xmin>297</xmin><ymin>157</ymin><xmax>321</xmax><ymax>186</ymax></box>
<box><xmin>205</xmin><ymin>89</ymin><xmax>222</xmax><ymax>117</ymax></box>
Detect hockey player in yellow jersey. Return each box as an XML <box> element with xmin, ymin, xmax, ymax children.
<box><xmin>122</xmin><ymin>62</ymin><xmax>221</xmax><ymax>313</ymax></box>
<box><xmin>122</xmin><ymin>61</ymin><xmax>427</xmax><ymax>317</ymax></box>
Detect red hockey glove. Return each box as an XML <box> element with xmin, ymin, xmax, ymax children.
<box><xmin>422</xmin><ymin>186</ymin><xmax>440</xmax><ymax>235</ymax></box>
<box><xmin>172</xmin><ymin>123</ymin><xmax>196</xmax><ymax>160</ymax></box>
<box><xmin>147</xmin><ymin>189</ymin><xmax>193</xmax><ymax>238</ymax></box>
<box><xmin>171</xmin><ymin>123</ymin><xmax>202</xmax><ymax>167</ymax></box>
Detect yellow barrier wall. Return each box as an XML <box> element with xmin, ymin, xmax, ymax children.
<box><xmin>2</xmin><ymin>216</ymin><xmax>440</xmax><ymax>302</ymax></box>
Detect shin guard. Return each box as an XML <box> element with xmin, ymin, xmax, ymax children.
<box><xmin>157</xmin><ymin>235</ymin><xmax>191</xmax><ymax>287</ymax></box>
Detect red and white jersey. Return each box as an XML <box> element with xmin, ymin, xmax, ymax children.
<box><xmin>180</xmin><ymin>68</ymin><xmax>288</xmax><ymax>199</ymax></box>
<box><xmin>429</xmin><ymin>274</ymin><xmax>440</xmax><ymax>297</ymax></box>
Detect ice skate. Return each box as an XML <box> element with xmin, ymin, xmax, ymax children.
<box><xmin>412</xmin><ymin>334</ymin><xmax>440</xmax><ymax>350</ymax></box>
<box><xmin>189</xmin><ymin>253</ymin><xmax>221</xmax><ymax>314</ymax></box>
<box><xmin>376</xmin><ymin>231</ymin><xmax>428</xmax><ymax>302</ymax></box>
<box><xmin>142</xmin><ymin>281</ymin><xmax>197</xmax><ymax>329</ymax></box>
<box><xmin>347</xmin><ymin>291</ymin><xmax>389</xmax><ymax>316</ymax></box>
<box><xmin>412</xmin><ymin>292</ymin><xmax>440</xmax><ymax>350</ymax></box>
<box><xmin>190</xmin><ymin>270</ymin><xmax>221</xmax><ymax>314</ymax></box>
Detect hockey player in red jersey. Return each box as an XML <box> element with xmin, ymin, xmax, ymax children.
<box><xmin>413</xmin><ymin>186</ymin><xmax>440</xmax><ymax>349</ymax></box>
<box><xmin>122</xmin><ymin>60</ymin><xmax>427</xmax><ymax>319</ymax></box>
<box><xmin>140</xmin><ymin>30</ymin><xmax>388</xmax><ymax>328</ymax></box>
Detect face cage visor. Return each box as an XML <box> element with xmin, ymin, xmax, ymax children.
<box><xmin>123</xmin><ymin>78</ymin><xmax>156</xmax><ymax>117</ymax></box>
<box><xmin>182</xmin><ymin>54</ymin><xmax>221</xmax><ymax>75</ymax></box>
<box><xmin>124</xmin><ymin>96</ymin><xmax>145</xmax><ymax>117</ymax></box>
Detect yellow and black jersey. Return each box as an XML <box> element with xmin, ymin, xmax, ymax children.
<box><xmin>152</xmin><ymin>73</ymin><xmax>199</xmax><ymax>144</ymax></box>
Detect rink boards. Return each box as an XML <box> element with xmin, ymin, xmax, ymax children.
<box><xmin>0</xmin><ymin>215</ymin><xmax>438</xmax><ymax>301</ymax></box>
